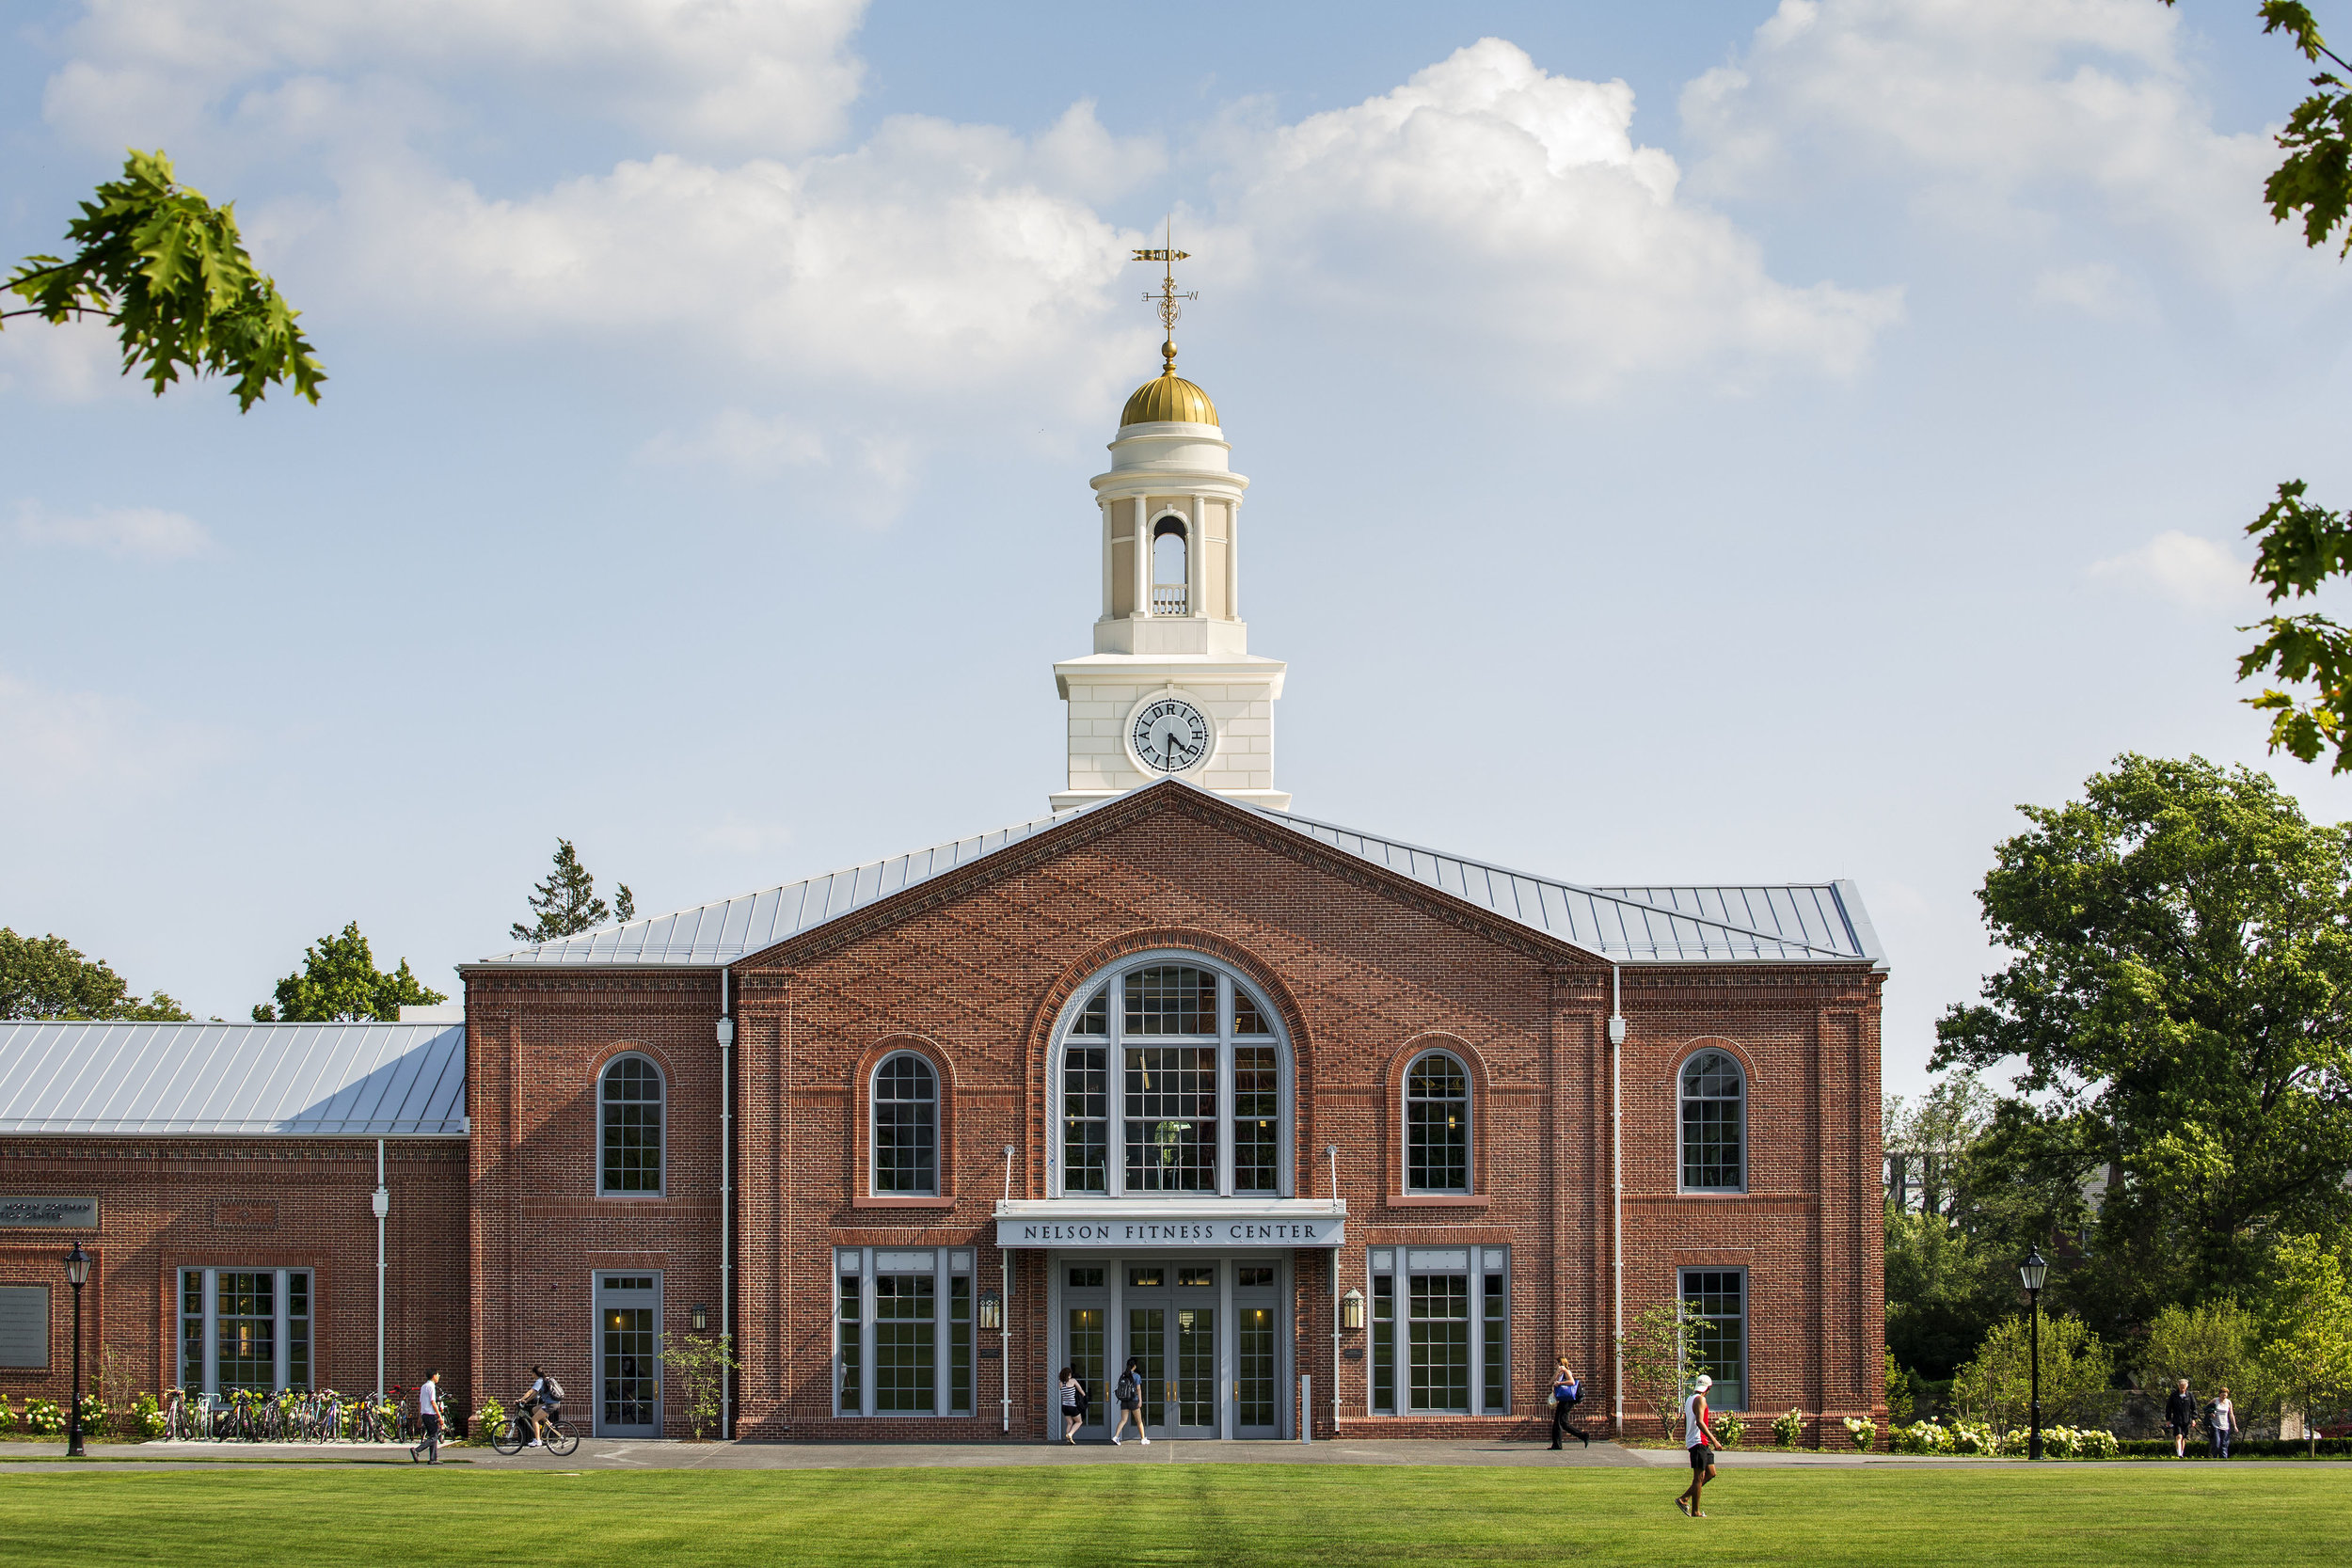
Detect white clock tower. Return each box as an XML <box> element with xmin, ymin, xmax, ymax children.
<box><xmin>1051</xmin><ymin>250</ymin><xmax>1288</xmax><ymax>814</ymax></box>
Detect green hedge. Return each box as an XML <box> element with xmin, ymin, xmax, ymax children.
<box><xmin>2114</xmin><ymin>1437</ymin><xmax>2350</xmax><ymax>1460</ymax></box>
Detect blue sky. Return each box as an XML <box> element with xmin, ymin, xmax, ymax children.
<box><xmin>4</xmin><ymin>1</ymin><xmax>2349</xmax><ymax>1097</ymax></box>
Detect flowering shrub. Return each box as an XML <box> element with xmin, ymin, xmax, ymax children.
<box><xmin>1713</xmin><ymin>1411</ymin><xmax>1744</xmax><ymax>1449</ymax></box>
<box><xmin>1843</xmin><ymin>1416</ymin><xmax>1878</xmax><ymax>1451</ymax></box>
<box><xmin>23</xmin><ymin>1399</ymin><xmax>63</xmax><ymax>1435</ymax></box>
<box><xmin>1949</xmin><ymin>1422</ymin><xmax>2002</xmax><ymax>1455</ymax></box>
<box><xmin>470</xmin><ymin>1397</ymin><xmax>510</xmax><ymax>1446</ymax></box>
<box><xmin>1890</xmin><ymin>1420</ymin><xmax>1953</xmax><ymax>1454</ymax></box>
<box><xmin>127</xmin><ymin>1391</ymin><xmax>165</xmax><ymax>1440</ymax></box>
<box><xmin>1773</xmin><ymin>1407</ymin><xmax>1804</xmax><ymax>1449</ymax></box>
<box><xmin>2003</xmin><ymin>1425</ymin><xmax>2117</xmax><ymax>1459</ymax></box>
<box><xmin>77</xmin><ymin>1392</ymin><xmax>108</xmax><ymax>1434</ymax></box>
<box><xmin>0</xmin><ymin>1399</ymin><xmax>14</xmax><ymax>1435</ymax></box>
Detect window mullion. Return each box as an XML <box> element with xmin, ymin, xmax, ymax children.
<box><xmin>1108</xmin><ymin>983</ymin><xmax>1125</xmax><ymax>1198</ymax></box>
<box><xmin>1217</xmin><ymin>978</ymin><xmax>1234</xmax><ymax>1196</ymax></box>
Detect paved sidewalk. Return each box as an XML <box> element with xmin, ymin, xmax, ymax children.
<box><xmin>0</xmin><ymin>1436</ymin><xmax>2048</xmax><ymax>1473</ymax></box>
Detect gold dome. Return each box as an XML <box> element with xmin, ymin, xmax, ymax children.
<box><xmin>1120</xmin><ymin>371</ymin><xmax>1218</xmax><ymax>427</ymax></box>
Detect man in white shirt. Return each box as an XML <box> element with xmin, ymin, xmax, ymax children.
<box><xmin>409</xmin><ymin>1370</ymin><xmax>443</xmax><ymax>1465</ymax></box>
<box><xmin>1677</xmin><ymin>1373</ymin><xmax>1718</xmax><ymax>1517</ymax></box>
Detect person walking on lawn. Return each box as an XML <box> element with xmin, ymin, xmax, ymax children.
<box><xmin>408</xmin><ymin>1370</ymin><xmax>443</xmax><ymax>1465</ymax></box>
<box><xmin>1549</xmin><ymin>1360</ymin><xmax>1588</xmax><ymax>1449</ymax></box>
<box><xmin>1677</xmin><ymin>1374</ymin><xmax>1718</xmax><ymax>1517</ymax></box>
<box><xmin>2207</xmin><ymin>1387</ymin><xmax>2238</xmax><ymax>1459</ymax></box>
<box><xmin>2165</xmin><ymin>1378</ymin><xmax>2196</xmax><ymax>1459</ymax></box>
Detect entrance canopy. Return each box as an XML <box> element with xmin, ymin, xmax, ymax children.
<box><xmin>993</xmin><ymin>1198</ymin><xmax>1343</xmax><ymax>1250</ymax></box>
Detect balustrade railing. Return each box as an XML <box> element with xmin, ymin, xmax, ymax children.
<box><xmin>1152</xmin><ymin>585</ymin><xmax>1189</xmax><ymax>615</ymax></box>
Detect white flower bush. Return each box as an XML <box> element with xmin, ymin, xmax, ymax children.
<box><xmin>1889</xmin><ymin>1419</ymin><xmax>2116</xmax><ymax>1458</ymax></box>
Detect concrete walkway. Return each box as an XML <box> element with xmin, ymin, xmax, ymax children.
<box><xmin>0</xmin><ymin>1436</ymin><xmax>2053</xmax><ymax>1473</ymax></box>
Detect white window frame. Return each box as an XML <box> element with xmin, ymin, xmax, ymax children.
<box><xmin>1402</xmin><ymin>1048</ymin><xmax>1473</xmax><ymax>1195</ymax></box>
<box><xmin>176</xmin><ymin>1266</ymin><xmax>314</xmax><ymax>1395</ymax></box>
<box><xmin>1362</xmin><ymin>1245</ymin><xmax>1510</xmax><ymax>1417</ymax></box>
<box><xmin>833</xmin><ymin>1246</ymin><xmax>976</xmax><ymax>1418</ymax></box>
<box><xmin>1045</xmin><ymin>952</ymin><xmax>1293</xmax><ymax>1199</ymax></box>
<box><xmin>1677</xmin><ymin>1050</ymin><xmax>1748</xmax><ymax>1195</ymax></box>
<box><xmin>869</xmin><ymin>1050</ymin><xmax>941</xmax><ymax>1196</ymax></box>
<box><xmin>1678</xmin><ymin>1266</ymin><xmax>1750</xmax><ymax>1413</ymax></box>
<box><xmin>597</xmin><ymin>1051</ymin><xmax>668</xmax><ymax>1196</ymax></box>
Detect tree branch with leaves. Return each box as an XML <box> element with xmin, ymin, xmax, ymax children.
<box><xmin>512</xmin><ymin>839</ymin><xmax>635</xmax><ymax>943</ymax></box>
<box><xmin>3</xmin><ymin>148</ymin><xmax>324</xmax><ymax>411</ymax></box>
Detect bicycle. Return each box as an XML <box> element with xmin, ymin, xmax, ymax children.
<box><xmin>490</xmin><ymin>1406</ymin><xmax>579</xmax><ymax>1456</ymax></box>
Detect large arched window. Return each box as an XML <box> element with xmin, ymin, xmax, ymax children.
<box><xmin>599</xmin><ymin>1054</ymin><xmax>664</xmax><ymax>1195</ymax></box>
<box><xmin>871</xmin><ymin>1052</ymin><xmax>939</xmax><ymax>1196</ymax></box>
<box><xmin>1404</xmin><ymin>1051</ymin><xmax>1470</xmax><ymax>1194</ymax></box>
<box><xmin>1052</xmin><ymin>956</ymin><xmax>1288</xmax><ymax>1196</ymax></box>
<box><xmin>1679</xmin><ymin>1050</ymin><xmax>1746</xmax><ymax>1193</ymax></box>
<box><xmin>1152</xmin><ymin>517</ymin><xmax>1188</xmax><ymax>615</ymax></box>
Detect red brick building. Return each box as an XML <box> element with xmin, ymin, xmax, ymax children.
<box><xmin>0</xmin><ymin>349</ymin><xmax>1885</xmax><ymax>1444</ymax></box>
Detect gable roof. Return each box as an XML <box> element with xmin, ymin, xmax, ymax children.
<box><xmin>476</xmin><ymin>780</ymin><xmax>1883</xmax><ymax>971</ymax></box>
<box><xmin>0</xmin><ymin>1021</ymin><xmax>467</xmax><ymax>1137</ymax></box>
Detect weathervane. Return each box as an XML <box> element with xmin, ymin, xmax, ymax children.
<box><xmin>1132</xmin><ymin>219</ymin><xmax>1194</xmax><ymax>375</ymax></box>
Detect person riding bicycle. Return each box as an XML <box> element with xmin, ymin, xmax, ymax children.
<box><xmin>519</xmin><ymin>1365</ymin><xmax>565</xmax><ymax>1448</ymax></box>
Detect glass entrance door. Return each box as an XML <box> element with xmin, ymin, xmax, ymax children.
<box><xmin>1121</xmin><ymin>1263</ymin><xmax>1217</xmax><ymax>1438</ymax></box>
<box><xmin>595</xmin><ymin>1273</ymin><xmax>661</xmax><ymax>1436</ymax></box>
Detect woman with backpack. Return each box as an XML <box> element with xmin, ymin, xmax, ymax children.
<box><xmin>1549</xmin><ymin>1359</ymin><xmax>1588</xmax><ymax>1449</ymax></box>
<box><xmin>1110</xmin><ymin>1355</ymin><xmax>1150</xmax><ymax>1446</ymax></box>
<box><xmin>1058</xmin><ymin>1367</ymin><xmax>1089</xmax><ymax>1445</ymax></box>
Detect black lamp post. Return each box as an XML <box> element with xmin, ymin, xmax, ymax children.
<box><xmin>63</xmin><ymin>1243</ymin><xmax>91</xmax><ymax>1458</ymax></box>
<box><xmin>2018</xmin><ymin>1246</ymin><xmax>2047</xmax><ymax>1462</ymax></box>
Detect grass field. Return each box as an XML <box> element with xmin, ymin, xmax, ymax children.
<box><xmin>0</xmin><ymin>1463</ymin><xmax>2336</xmax><ymax>1566</ymax></box>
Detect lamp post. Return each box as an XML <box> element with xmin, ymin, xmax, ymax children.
<box><xmin>2018</xmin><ymin>1246</ymin><xmax>2047</xmax><ymax>1462</ymax></box>
<box><xmin>64</xmin><ymin>1243</ymin><xmax>91</xmax><ymax>1458</ymax></box>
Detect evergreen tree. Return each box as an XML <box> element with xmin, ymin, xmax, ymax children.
<box><xmin>511</xmin><ymin>839</ymin><xmax>635</xmax><ymax>943</ymax></box>
<box><xmin>252</xmin><ymin>922</ymin><xmax>445</xmax><ymax>1022</ymax></box>
<box><xmin>0</xmin><ymin>928</ymin><xmax>189</xmax><ymax>1021</ymax></box>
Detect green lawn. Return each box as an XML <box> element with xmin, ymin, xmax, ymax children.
<box><xmin>0</xmin><ymin>1464</ymin><xmax>2336</xmax><ymax>1566</ymax></box>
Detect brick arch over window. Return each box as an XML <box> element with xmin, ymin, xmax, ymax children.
<box><xmin>850</xmin><ymin>1036</ymin><xmax>957</xmax><ymax>1207</ymax></box>
<box><xmin>1383</xmin><ymin>1033</ymin><xmax>1494</xmax><ymax>1207</ymax></box>
<box><xmin>1025</xmin><ymin>927</ymin><xmax>1311</xmax><ymax>1202</ymax></box>
<box><xmin>1672</xmin><ymin>1037</ymin><xmax>1751</xmax><ymax>1196</ymax></box>
<box><xmin>596</xmin><ymin>1047</ymin><xmax>668</xmax><ymax>1197</ymax></box>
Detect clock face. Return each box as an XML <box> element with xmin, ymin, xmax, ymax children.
<box><xmin>1131</xmin><ymin>698</ymin><xmax>1212</xmax><ymax>773</ymax></box>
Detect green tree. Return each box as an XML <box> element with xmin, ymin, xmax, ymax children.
<box><xmin>252</xmin><ymin>922</ymin><xmax>444</xmax><ymax>1022</ymax></box>
<box><xmin>2141</xmin><ymin>1297</ymin><xmax>2278</xmax><ymax>1425</ymax></box>
<box><xmin>1953</xmin><ymin>1311</ymin><xmax>2117</xmax><ymax>1432</ymax></box>
<box><xmin>511</xmin><ymin>839</ymin><xmax>635</xmax><ymax>943</ymax></box>
<box><xmin>1934</xmin><ymin>755</ymin><xmax>2352</xmax><ymax>1333</ymax></box>
<box><xmin>660</xmin><ymin>1332</ymin><xmax>739</xmax><ymax>1441</ymax></box>
<box><xmin>3</xmin><ymin>150</ymin><xmax>323</xmax><ymax>411</ymax></box>
<box><xmin>1621</xmin><ymin>1301</ymin><xmax>1701</xmax><ymax>1441</ymax></box>
<box><xmin>0</xmin><ymin>928</ymin><xmax>189</xmax><ymax>1021</ymax></box>
<box><xmin>2258</xmin><ymin>1232</ymin><xmax>2352</xmax><ymax>1454</ymax></box>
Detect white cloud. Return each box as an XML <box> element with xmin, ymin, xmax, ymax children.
<box><xmin>2090</xmin><ymin>530</ymin><xmax>2258</xmax><ymax>610</ymax></box>
<box><xmin>45</xmin><ymin>0</ymin><xmax>869</xmax><ymax>155</ymax></box>
<box><xmin>0</xmin><ymin>316</ymin><xmax>142</xmax><ymax>404</ymax></box>
<box><xmin>1680</xmin><ymin>0</ymin><xmax>2327</xmax><ymax>292</ymax></box>
<box><xmin>2031</xmin><ymin>261</ymin><xmax>2143</xmax><ymax>318</ymax></box>
<box><xmin>638</xmin><ymin>410</ymin><xmax>920</xmax><ymax>525</ymax></box>
<box><xmin>0</xmin><ymin>668</ymin><xmax>228</xmax><ymax>800</ymax></box>
<box><xmin>13</xmin><ymin>499</ymin><xmax>215</xmax><ymax>561</ymax></box>
<box><xmin>1224</xmin><ymin>39</ymin><xmax>1902</xmax><ymax>395</ymax></box>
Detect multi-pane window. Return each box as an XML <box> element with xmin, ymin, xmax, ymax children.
<box><xmin>834</xmin><ymin>1248</ymin><xmax>975</xmax><ymax>1418</ymax></box>
<box><xmin>177</xmin><ymin>1268</ymin><xmax>313</xmax><ymax>1393</ymax></box>
<box><xmin>1367</xmin><ymin>1247</ymin><xmax>1509</xmax><ymax>1416</ymax></box>
<box><xmin>1405</xmin><ymin>1051</ymin><xmax>1470</xmax><ymax>1193</ymax></box>
<box><xmin>1679</xmin><ymin>1052</ymin><xmax>1745</xmax><ymax>1192</ymax></box>
<box><xmin>872</xmin><ymin>1053</ymin><xmax>939</xmax><ymax>1195</ymax></box>
<box><xmin>1053</xmin><ymin>958</ymin><xmax>1290</xmax><ymax>1197</ymax></box>
<box><xmin>1680</xmin><ymin>1269</ymin><xmax>1746</xmax><ymax>1411</ymax></box>
<box><xmin>600</xmin><ymin>1054</ymin><xmax>664</xmax><ymax>1194</ymax></box>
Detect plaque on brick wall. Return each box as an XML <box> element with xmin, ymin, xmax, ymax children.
<box><xmin>0</xmin><ymin>1287</ymin><xmax>48</xmax><ymax>1369</ymax></box>
<box><xmin>212</xmin><ymin>1200</ymin><xmax>278</xmax><ymax>1228</ymax></box>
<box><xmin>0</xmin><ymin>1196</ymin><xmax>97</xmax><ymax>1230</ymax></box>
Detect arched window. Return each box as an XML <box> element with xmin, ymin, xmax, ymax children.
<box><xmin>1404</xmin><ymin>1051</ymin><xmax>1470</xmax><ymax>1193</ymax></box>
<box><xmin>1679</xmin><ymin>1051</ymin><xmax>1745</xmax><ymax>1193</ymax></box>
<box><xmin>599</xmin><ymin>1054</ymin><xmax>664</xmax><ymax>1195</ymax></box>
<box><xmin>1152</xmin><ymin>517</ymin><xmax>1188</xmax><ymax>615</ymax></box>
<box><xmin>872</xmin><ymin>1052</ymin><xmax>939</xmax><ymax>1196</ymax></box>
<box><xmin>1051</xmin><ymin>955</ymin><xmax>1289</xmax><ymax>1196</ymax></box>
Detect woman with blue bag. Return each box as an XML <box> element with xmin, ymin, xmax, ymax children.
<box><xmin>1549</xmin><ymin>1359</ymin><xmax>1588</xmax><ymax>1449</ymax></box>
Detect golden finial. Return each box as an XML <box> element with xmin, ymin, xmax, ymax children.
<box><xmin>1132</xmin><ymin>218</ymin><xmax>1194</xmax><ymax>375</ymax></box>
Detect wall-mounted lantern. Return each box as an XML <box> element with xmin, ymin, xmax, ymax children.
<box><xmin>1341</xmin><ymin>1288</ymin><xmax>1365</xmax><ymax>1331</ymax></box>
<box><xmin>691</xmin><ymin>1302</ymin><xmax>708</xmax><ymax>1333</ymax></box>
<box><xmin>978</xmin><ymin>1290</ymin><xmax>1004</xmax><ymax>1331</ymax></box>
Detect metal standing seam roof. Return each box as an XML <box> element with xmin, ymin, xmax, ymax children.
<box><xmin>0</xmin><ymin>1022</ymin><xmax>468</xmax><ymax>1136</ymax></box>
<box><xmin>478</xmin><ymin>780</ymin><xmax>1883</xmax><ymax>970</ymax></box>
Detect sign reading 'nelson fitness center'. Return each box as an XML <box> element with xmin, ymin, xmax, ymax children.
<box><xmin>996</xmin><ymin>1214</ymin><xmax>1343</xmax><ymax>1248</ymax></box>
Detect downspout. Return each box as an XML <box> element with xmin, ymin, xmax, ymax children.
<box><xmin>1609</xmin><ymin>964</ymin><xmax>1626</xmax><ymax>1440</ymax></box>
<box><xmin>1001</xmin><ymin>1144</ymin><xmax>1015</xmax><ymax>1434</ymax></box>
<box><xmin>718</xmin><ymin>970</ymin><xmax>735</xmax><ymax>1439</ymax></box>
<box><xmin>1327</xmin><ymin>1145</ymin><xmax>1340</xmax><ymax>1436</ymax></box>
<box><xmin>372</xmin><ymin>1139</ymin><xmax>389</xmax><ymax>1399</ymax></box>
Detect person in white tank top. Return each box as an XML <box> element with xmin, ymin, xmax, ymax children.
<box><xmin>1677</xmin><ymin>1374</ymin><xmax>1718</xmax><ymax>1517</ymax></box>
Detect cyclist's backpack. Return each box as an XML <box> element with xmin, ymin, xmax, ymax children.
<box><xmin>544</xmin><ymin>1376</ymin><xmax>565</xmax><ymax>1402</ymax></box>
